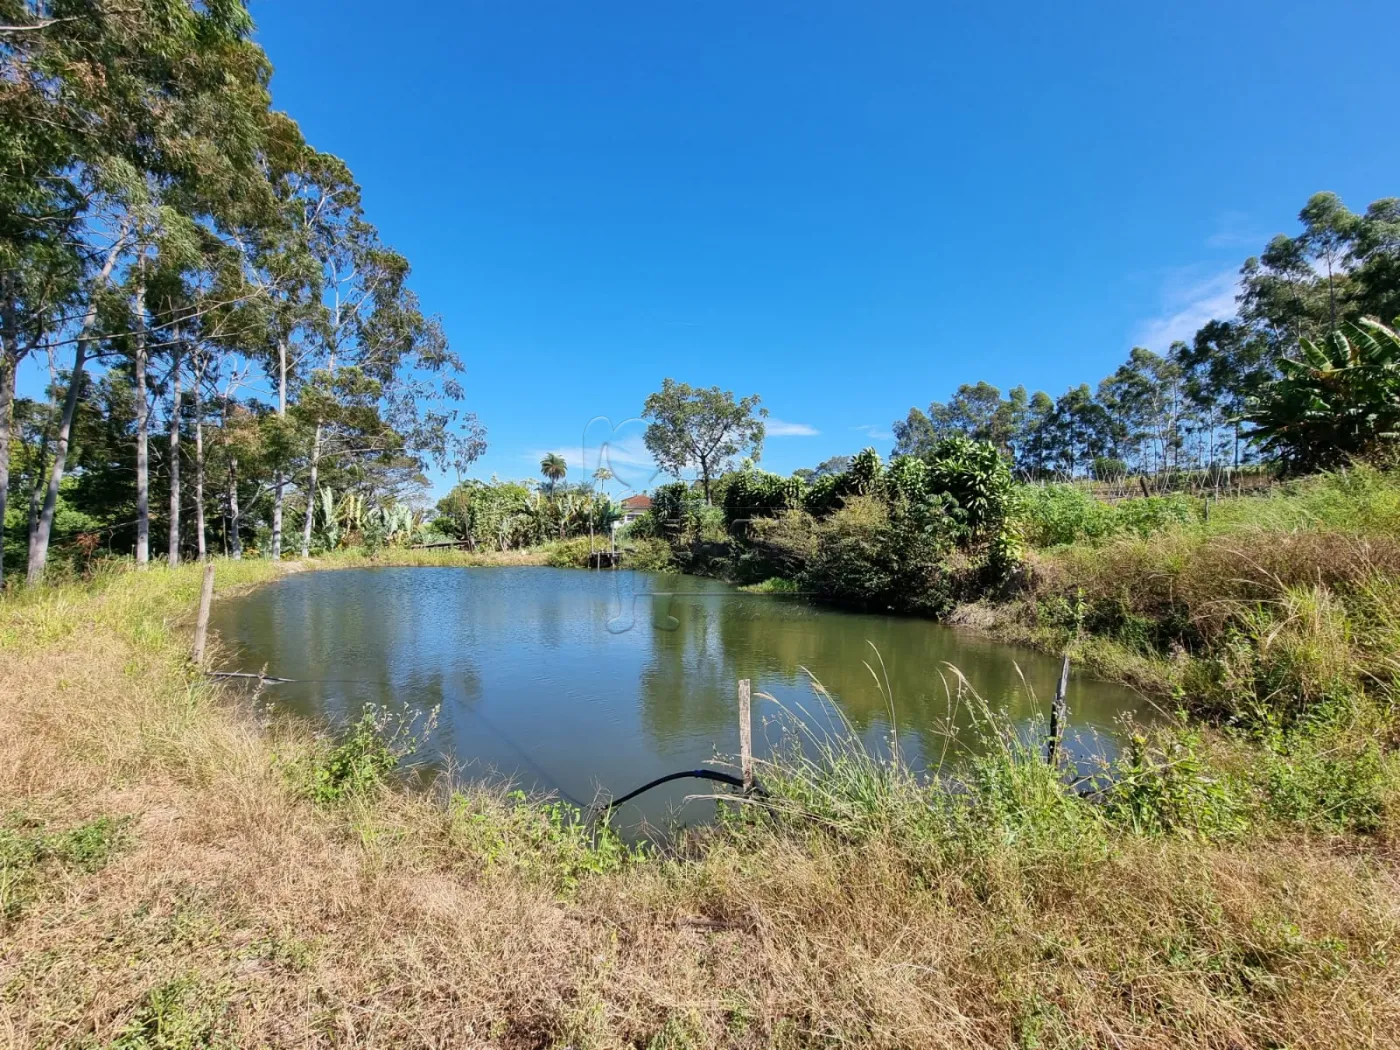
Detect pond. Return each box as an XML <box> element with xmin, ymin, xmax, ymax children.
<box><xmin>212</xmin><ymin>566</ymin><xmax>1158</xmax><ymax>829</ymax></box>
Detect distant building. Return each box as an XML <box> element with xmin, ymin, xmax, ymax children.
<box><xmin>620</xmin><ymin>494</ymin><xmax>652</xmax><ymax>523</ymax></box>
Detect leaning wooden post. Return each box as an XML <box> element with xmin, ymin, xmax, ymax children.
<box><xmin>1046</xmin><ymin>654</ymin><xmax>1070</xmax><ymax>765</ymax></box>
<box><xmin>738</xmin><ymin>678</ymin><xmax>753</xmax><ymax>791</ymax></box>
<box><xmin>192</xmin><ymin>560</ymin><xmax>216</xmax><ymax>666</ymax></box>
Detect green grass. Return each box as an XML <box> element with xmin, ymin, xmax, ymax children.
<box><xmin>737</xmin><ymin>576</ymin><xmax>799</xmax><ymax>594</ymax></box>
<box><xmin>1</xmin><ymin>813</ymin><xmax>130</xmax><ymax>925</ymax></box>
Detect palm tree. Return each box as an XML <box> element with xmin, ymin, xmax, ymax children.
<box><xmin>589</xmin><ymin>467</ymin><xmax>612</xmax><ymax>556</ymax></box>
<box><xmin>540</xmin><ymin>453</ymin><xmax>567</xmax><ymax>492</ymax></box>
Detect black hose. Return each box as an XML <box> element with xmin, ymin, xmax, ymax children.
<box><xmin>597</xmin><ymin>768</ymin><xmax>765</xmax><ymax>813</ymax></box>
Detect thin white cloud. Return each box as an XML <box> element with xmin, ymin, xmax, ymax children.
<box><xmin>1133</xmin><ymin>267</ymin><xmax>1239</xmax><ymax>351</ymax></box>
<box><xmin>529</xmin><ymin>433</ymin><xmax>655</xmax><ymax>471</ymax></box>
<box><xmin>853</xmin><ymin>424</ymin><xmax>893</xmax><ymax>441</ymax></box>
<box><xmin>1204</xmin><ymin>210</ymin><xmax>1262</xmax><ymax>250</ymax></box>
<box><xmin>766</xmin><ymin>418</ymin><xmax>819</xmax><ymax>437</ymax></box>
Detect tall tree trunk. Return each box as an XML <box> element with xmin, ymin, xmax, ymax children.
<box><xmin>167</xmin><ymin>330</ymin><xmax>181</xmax><ymax>567</ymax></box>
<box><xmin>221</xmin><ymin>389</ymin><xmax>242</xmax><ymax>560</ymax></box>
<box><xmin>270</xmin><ymin>336</ymin><xmax>287</xmax><ymax>560</ymax></box>
<box><xmin>28</xmin><ymin>238</ymin><xmax>123</xmax><ymax>585</ymax></box>
<box><xmin>133</xmin><ymin>267</ymin><xmax>150</xmax><ymax>567</ymax></box>
<box><xmin>193</xmin><ymin>358</ymin><xmax>206</xmax><ymax>560</ymax></box>
<box><xmin>0</xmin><ymin>343</ymin><xmax>13</xmax><ymax>591</ymax></box>
<box><xmin>27</xmin><ymin>351</ymin><xmax>57</xmax><ymax>560</ymax></box>
<box><xmin>300</xmin><ymin>420</ymin><xmax>320</xmax><ymax>557</ymax></box>
<box><xmin>300</xmin><ymin>339</ymin><xmax>334</xmax><ymax>559</ymax></box>
<box><xmin>29</xmin><ymin>340</ymin><xmax>89</xmax><ymax>585</ymax></box>
<box><xmin>0</xmin><ymin>281</ymin><xmax>16</xmax><ymax>590</ymax></box>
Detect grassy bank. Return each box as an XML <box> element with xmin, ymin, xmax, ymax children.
<box><xmin>3</xmin><ymin>559</ymin><xmax>1399</xmax><ymax>1047</ymax></box>
<box><xmin>979</xmin><ymin>469</ymin><xmax>1400</xmax><ymax>711</ymax></box>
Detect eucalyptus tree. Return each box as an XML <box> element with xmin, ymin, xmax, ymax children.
<box><xmin>1351</xmin><ymin>199</ymin><xmax>1400</xmax><ymax>324</ymax></box>
<box><xmin>291</xmin><ymin>176</ymin><xmax>476</xmax><ymax>557</ymax></box>
<box><xmin>11</xmin><ymin>0</ymin><xmax>271</xmax><ymax>583</ymax></box>
<box><xmin>227</xmin><ymin>114</ymin><xmax>325</xmax><ymax>561</ymax></box>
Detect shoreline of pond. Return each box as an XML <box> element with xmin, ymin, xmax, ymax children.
<box><xmin>211</xmin><ymin>549</ymin><xmax>1165</xmax><ymax>705</ymax></box>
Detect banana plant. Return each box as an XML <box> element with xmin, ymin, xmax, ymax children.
<box><xmin>318</xmin><ymin>486</ymin><xmax>342</xmax><ymax>550</ymax></box>
<box><xmin>1248</xmin><ymin>317</ymin><xmax>1400</xmax><ymax>471</ymax></box>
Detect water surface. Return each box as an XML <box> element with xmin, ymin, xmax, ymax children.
<box><xmin>212</xmin><ymin>567</ymin><xmax>1156</xmax><ymax>828</ymax></box>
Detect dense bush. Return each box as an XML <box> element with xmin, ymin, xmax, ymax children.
<box><xmin>798</xmin><ymin>497</ymin><xmax>959</xmax><ymax>615</ymax></box>
<box><xmin>722</xmin><ymin>468</ymin><xmax>804</xmax><ymax>528</ymax></box>
<box><xmin>647</xmin><ymin>481</ymin><xmax>704</xmax><ymax>535</ymax></box>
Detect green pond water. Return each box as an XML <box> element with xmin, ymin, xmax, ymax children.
<box><xmin>211</xmin><ymin>566</ymin><xmax>1158</xmax><ymax>829</ymax></box>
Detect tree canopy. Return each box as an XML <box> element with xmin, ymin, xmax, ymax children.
<box><xmin>641</xmin><ymin>379</ymin><xmax>767</xmax><ymax>502</ymax></box>
<box><xmin>1</xmin><ymin>1</ymin><xmax>485</xmax><ymax>582</ymax></box>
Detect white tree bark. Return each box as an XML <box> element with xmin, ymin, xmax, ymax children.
<box><xmin>133</xmin><ymin>264</ymin><xmax>150</xmax><ymax>567</ymax></box>
<box><xmin>269</xmin><ymin>335</ymin><xmax>287</xmax><ymax>560</ymax></box>
<box><xmin>193</xmin><ymin>355</ymin><xmax>207</xmax><ymax>560</ymax></box>
<box><xmin>167</xmin><ymin>329</ymin><xmax>181</xmax><ymax>567</ymax></box>
<box><xmin>28</xmin><ymin>236</ymin><xmax>125</xmax><ymax>585</ymax></box>
<box><xmin>0</xmin><ymin>281</ymin><xmax>16</xmax><ymax>589</ymax></box>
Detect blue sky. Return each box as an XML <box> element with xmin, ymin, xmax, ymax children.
<box><xmin>162</xmin><ymin>3</ymin><xmax>1400</xmax><ymax>493</ymax></box>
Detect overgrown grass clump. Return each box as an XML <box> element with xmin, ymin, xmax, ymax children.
<box><xmin>1002</xmin><ymin>468</ymin><xmax>1400</xmax><ymax>722</ymax></box>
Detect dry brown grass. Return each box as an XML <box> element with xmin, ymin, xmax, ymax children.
<box><xmin>2</xmin><ymin>562</ymin><xmax>1399</xmax><ymax>1048</ymax></box>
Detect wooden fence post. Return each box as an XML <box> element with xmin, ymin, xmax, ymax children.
<box><xmin>738</xmin><ymin>678</ymin><xmax>753</xmax><ymax>791</ymax></box>
<box><xmin>1046</xmin><ymin>654</ymin><xmax>1070</xmax><ymax>765</ymax></box>
<box><xmin>192</xmin><ymin>561</ymin><xmax>216</xmax><ymax>666</ymax></box>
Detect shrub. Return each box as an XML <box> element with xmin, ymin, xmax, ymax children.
<box><xmin>544</xmin><ymin>536</ymin><xmax>598</xmax><ymax>567</ymax></box>
<box><xmin>1253</xmin><ymin>715</ymin><xmax>1388</xmax><ymax>833</ymax></box>
<box><xmin>447</xmin><ymin>791</ymin><xmax>646</xmax><ymax>893</ymax></box>
<box><xmin>304</xmin><ymin>705</ymin><xmax>438</xmax><ymax>805</ymax></box>
<box><xmin>1102</xmin><ymin>724</ymin><xmax>1247</xmax><ymax>838</ymax></box>
<box><xmin>922</xmin><ymin>435</ymin><xmax>1014</xmax><ymax>542</ymax></box>
<box><xmin>650</xmin><ymin>481</ymin><xmax>705</xmax><ymax>534</ymax></box>
<box><xmin>624</xmin><ymin>537</ymin><xmax>677</xmax><ymax>572</ymax></box>
<box><xmin>736</xmin><ymin>510</ymin><xmax>816</xmax><ymax>583</ymax></box>
<box><xmin>798</xmin><ymin>497</ymin><xmax>957</xmax><ymax>615</ymax></box>
<box><xmin>722</xmin><ymin>468</ymin><xmax>804</xmax><ymax>528</ymax></box>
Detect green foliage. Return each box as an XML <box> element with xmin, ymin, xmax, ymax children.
<box><xmin>1</xmin><ymin>814</ymin><xmax>130</xmax><ymax>924</ymax></box>
<box><xmin>543</xmin><ymin>536</ymin><xmax>597</xmax><ymax>567</ymax></box>
<box><xmin>1248</xmin><ymin>318</ymin><xmax>1400</xmax><ymax>472</ymax></box>
<box><xmin>921</xmin><ymin>435</ymin><xmax>1014</xmax><ymax>540</ymax></box>
<box><xmin>738</xmin><ymin>576</ymin><xmax>800</xmax><ymax>594</ymax></box>
<box><xmin>1252</xmin><ymin>712</ymin><xmax>1388</xmax><ymax>833</ymax></box>
<box><xmin>434</xmin><ymin>478</ymin><xmax>617</xmax><ymax>552</ymax></box>
<box><xmin>1102</xmin><ymin>724</ymin><xmax>1247</xmax><ymax>838</ymax></box>
<box><xmin>1012</xmin><ymin>485</ymin><xmax>1196</xmax><ymax>547</ymax></box>
<box><xmin>111</xmin><ymin>975</ymin><xmax>228</xmax><ymax>1050</ymax></box>
<box><xmin>798</xmin><ymin>497</ymin><xmax>957</xmax><ymax>615</ymax></box>
<box><xmin>540</xmin><ymin>452</ymin><xmax>568</xmax><ymax>490</ymax></box>
<box><xmin>624</xmin><ymin>536</ymin><xmax>678</xmax><ymax>572</ymax></box>
<box><xmin>304</xmin><ymin>704</ymin><xmax>437</xmax><ymax>805</ymax></box>
<box><xmin>448</xmin><ymin>791</ymin><xmax>646</xmax><ymax>893</ymax></box>
<box><xmin>642</xmin><ymin>379</ymin><xmax>767</xmax><ymax>501</ymax></box>
<box><xmin>722</xmin><ymin>467</ymin><xmax>804</xmax><ymax>528</ymax></box>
